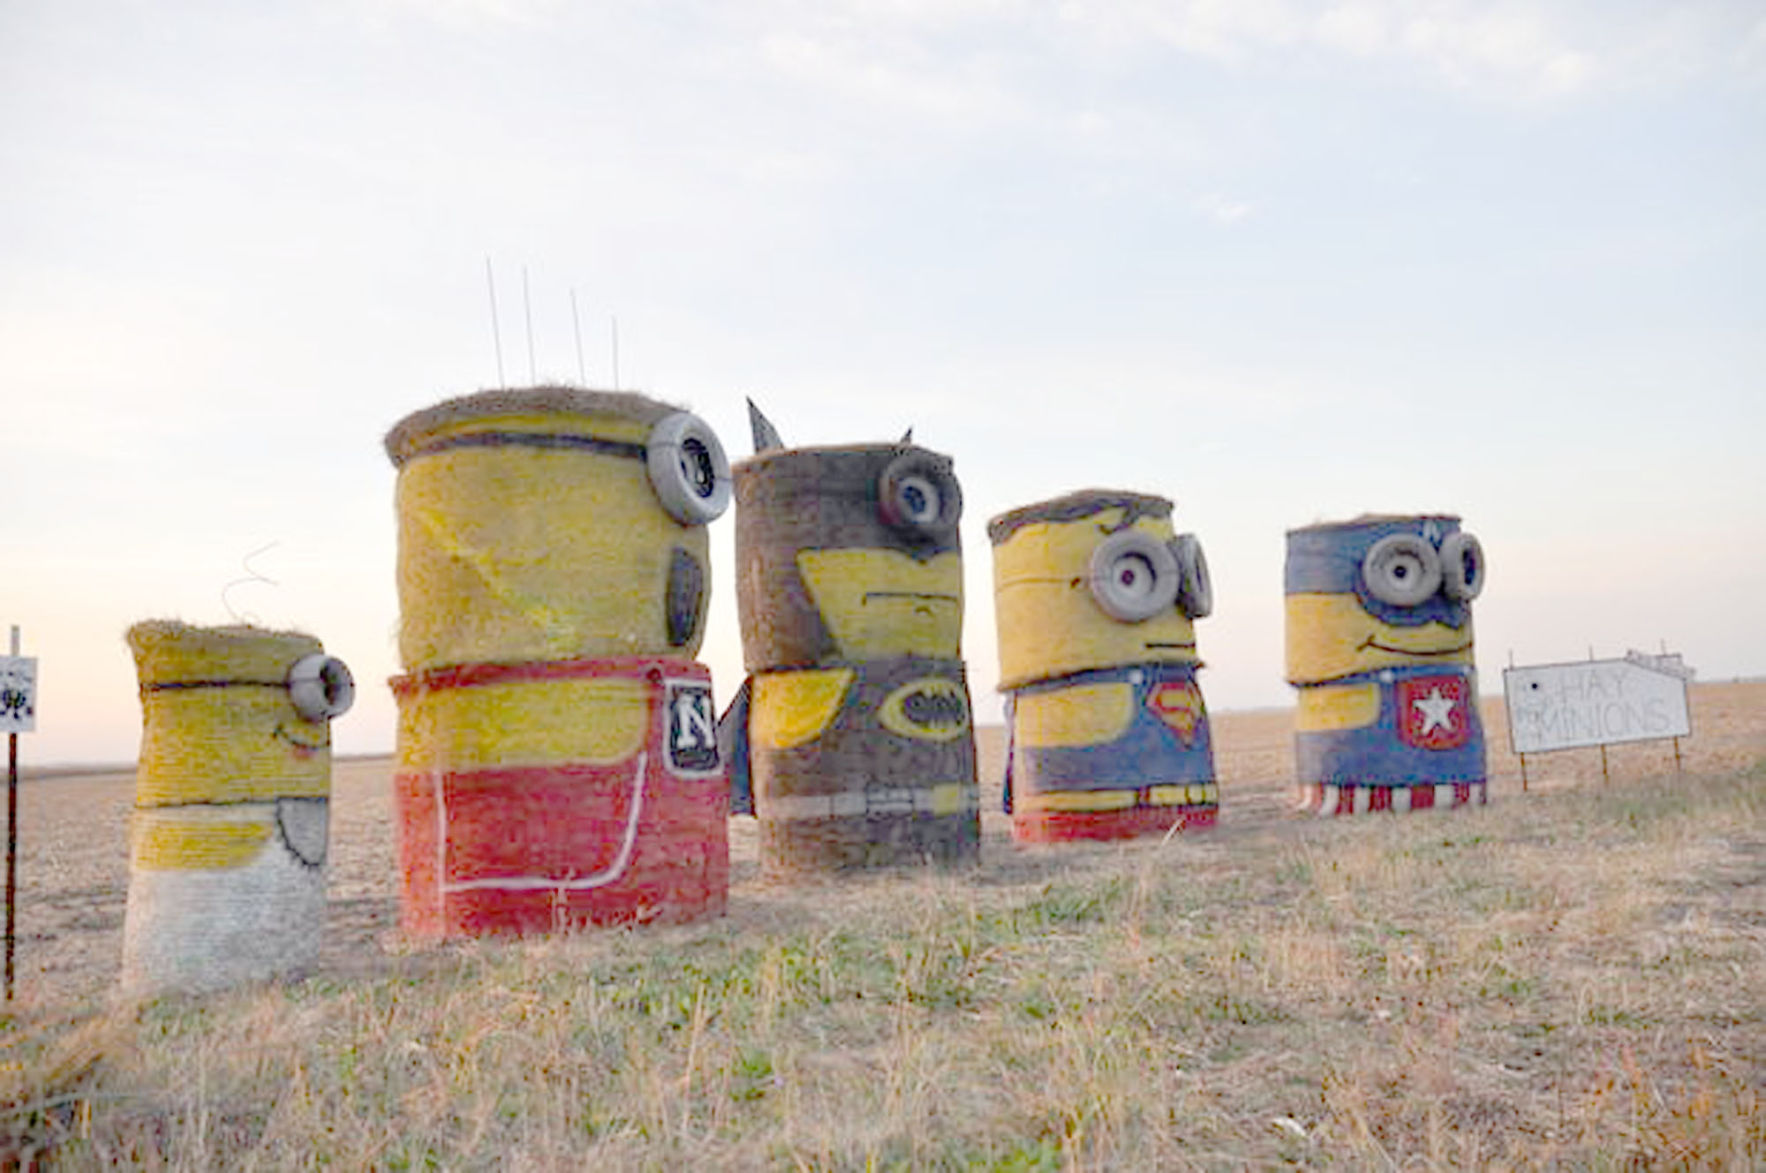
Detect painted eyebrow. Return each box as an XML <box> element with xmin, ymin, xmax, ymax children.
<box><xmin>140</xmin><ymin>680</ymin><xmax>287</xmax><ymax>693</ymax></box>
<box><xmin>405</xmin><ymin>431</ymin><xmax>647</xmax><ymax>462</ymax></box>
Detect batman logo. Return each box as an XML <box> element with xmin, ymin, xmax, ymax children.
<box><xmin>878</xmin><ymin>678</ymin><xmax>970</xmax><ymax>742</ymax></box>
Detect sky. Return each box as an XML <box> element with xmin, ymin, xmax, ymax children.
<box><xmin>3</xmin><ymin>0</ymin><xmax>1763</xmax><ymax>766</ymax></box>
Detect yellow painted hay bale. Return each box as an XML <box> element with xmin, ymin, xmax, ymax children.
<box><xmin>119</xmin><ymin>620</ymin><xmax>347</xmax><ymax>998</ymax></box>
<box><xmin>387</xmin><ymin>386</ymin><xmax>725</xmax><ymax>670</ymax></box>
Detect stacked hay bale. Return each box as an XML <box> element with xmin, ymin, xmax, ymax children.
<box><xmin>387</xmin><ymin>387</ymin><xmax>731</xmax><ymax>936</ymax></box>
<box><xmin>120</xmin><ymin>621</ymin><xmax>353</xmax><ymax>997</ymax></box>
<box><xmin>1285</xmin><ymin>514</ymin><xmax>1488</xmax><ymax>814</ymax></box>
<box><xmin>722</xmin><ymin>415</ymin><xmax>979</xmax><ymax>872</ymax></box>
<box><xmin>989</xmin><ymin>490</ymin><xmax>1218</xmax><ymax>841</ymax></box>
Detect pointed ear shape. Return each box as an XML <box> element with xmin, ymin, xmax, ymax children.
<box><xmin>748</xmin><ymin>398</ymin><xmax>785</xmax><ymax>453</ymax></box>
<box><xmin>899</xmin><ymin>426</ymin><xmax>914</xmax><ymax>444</ymax></box>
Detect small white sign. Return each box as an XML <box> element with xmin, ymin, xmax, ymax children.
<box><xmin>1503</xmin><ymin>658</ymin><xmax>1690</xmax><ymax>755</ymax></box>
<box><xmin>0</xmin><ymin>656</ymin><xmax>36</xmax><ymax>734</ymax></box>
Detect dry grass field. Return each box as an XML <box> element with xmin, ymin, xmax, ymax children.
<box><xmin>4</xmin><ymin>682</ymin><xmax>1764</xmax><ymax>1168</ymax></box>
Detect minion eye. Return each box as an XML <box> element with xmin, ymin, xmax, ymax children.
<box><xmin>1088</xmin><ymin>531</ymin><xmax>1179</xmax><ymax>622</ymax></box>
<box><xmin>879</xmin><ymin>452</ymin><xmax>961</xmax><ymax>540</ymax></box>
<box><xmin>646</xmin><ymin>412</ymin><xmax>732</xmax><ymax>525</ymax></box>
<box><xmin>1170</xmin><ymin>533</ymin><xmax>1213</xmax><ymax>619</ymax></box>
<box><xmin>1363</xmin><ymin>533</ymin><xmax>1442</xmax><ymax>607</ymax></box>
<box><xmin>1439</xmin><ymin>531</ymin><xmax>1485</xmax><ymax>601</ymax></box>
<box><xmin>897</xmin><ymin>475</ymin><xmax>941</xmax><ymax>525</ymax></box>
<box><xmin>287</xmin><ymin>654</ymin><xmax>355</xmax><ymax>722</ymax></box>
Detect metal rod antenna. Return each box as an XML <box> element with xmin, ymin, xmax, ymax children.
<box><xmin>485</xmin><ymin>256</ymin><xmax>506</xmax><ymax>388</ymax></box>
<box><xmin>5</xmin><ymin>625</ymin><xmax>18</xmax><ymax>1002</ymax></box>
<box><xmin>522</xmin><ymin>265</ymin><xmax>537</xmax><ymax>385</ymax></box>
<box><xmin>571</xmin><ymin>288</ymin><xmax>587</xmax><ymax>384</ymax></box>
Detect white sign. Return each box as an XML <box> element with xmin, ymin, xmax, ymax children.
<box><xmin>0</xmin><ymin>656</ymin><xmax>35</xmax><ymax>734</ymax></box>
<box><xmin>1503</xmin><ymin>658</ymin><xmax>1690</xmax><ymax>755</ymax></box>
<box><xmin>1625</xmin><ymin>649</ymin><xmax>1696</xmax><ymax>681</ymax></box>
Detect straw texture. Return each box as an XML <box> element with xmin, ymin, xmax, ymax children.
<box><xmin>119</xmin><ymin>621</ymin><xmax>332</xmax><ymax>998</ymax></box>
<box><xmin>386</xmin><ymin>386</ymin><xmax>730</xmax><ymax>936</ymax></box>
<box><xmin>730</xmin><ymin>442</ymin><xmax>980</xmax><ymax>873</ymax></box>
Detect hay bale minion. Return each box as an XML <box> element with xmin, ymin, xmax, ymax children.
<box><xmin>719</xmin><ymin>402</ymin><xmax>979</xmax><ymax>872</ymax></box>
<box><xmin>1285</xmin><ymin>514</ymin><xmax>1488</xmax><ymax>814</ymax></box>
<box><xmin>387</xmin><ymin>387</ymin><xmax>731</xmax><ymax>936</ymax></box>
<box><xmin>989</xmin><ymin>490</ymin><xmax>1217</xmax><ymax>842</ymax></box>
<box><xmin>120</xmin><ymin>621</ymin><xmax>353</xmax><ymax>998</ymax></box>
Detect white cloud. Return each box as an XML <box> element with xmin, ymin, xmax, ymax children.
<box><xmin>358</xmin><ymin>0</ymin><xmax>561</xmax><ymax>30</ymax></box>
<box><xmin>758</xmin><ymin>28</ymin><xmax>1023</xmax><ymax>127</ymax></box>
<box><xmin>1051</xmin><ymin>1</ymin><xmax>1765</xmax><ymax>100</ymax></box>
<box><xmin>1194</xmin><ymin>191</ymin><xmax>1253</xmax><ymax>224</ymax></box>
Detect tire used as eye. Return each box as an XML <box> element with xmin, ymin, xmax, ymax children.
<box><xmin>878</xmin><ymin>451</ymin><xmax>961</xmax><ymax>540</ymax></box>
<box><xmin>1089</xmin><ymin>531</ymin><xmax>1180</xmax><ymax>622</ymax></box>
<box><xmin>1170</xmin><ymin>533</ymin><xmax>1213</xmax><ymax>619</ymax></box>
<box><xmin>1438</xmin><ymin>531</ymin><xmax>1485</xmax><ymax>601</ymax></box>
<box><xmin>1362</xmin><ymin>533</ymin><xmax>1442</xmax><ymax>607</ymax></box>
<box><xmin>647</xmin><ymin>412</ymin><xmax>732</xmax><ymax>525</ymax></box>
<box><xmin>287</xmin><ymin>654</ymin><xmax>355</xmax><ymax>721</ymax></box>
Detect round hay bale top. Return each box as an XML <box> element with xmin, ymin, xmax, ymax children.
<box><xmin>986</xmin><ymin>488</ymin><xmax>1173</xmax><ymax>546</ymax></box>
<box><xmin>733</xmin><ymin>440</ymin><xmax>924</xmax><ymax>473</ymax></box>
<box><xmin>384</xmin><ymin>385</ymin><xmax>685</xmax><ymax>467</ymax></box>
<box><xmin>1285</xmin><ymin>512</ymin><xmax>1462</xmax><ymax>538</ymax></box>
<box><xmin>127</xmin><ymin>621</ymin><xmax>322</xmax><ymax>685</ymax></box>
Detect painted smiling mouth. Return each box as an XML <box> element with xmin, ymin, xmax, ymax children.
<box><xmin>863</xmin><ymin>591</ymin><xmax>960</xmax><ymax>617</ymax></box>
<box><xmin>274</xmin><ymin>724</ymin><xmax>332</xmax><ymax>753</ymax></box>
<box><xmin>1361</xmin><ymin>638</ymin><xmax>1472</xmax><ymax>657</ymax></box>
<box><xmin>1145</xmin><ymin>641</ymin><xmax>1197</xmax><ymax>651</ymax></box>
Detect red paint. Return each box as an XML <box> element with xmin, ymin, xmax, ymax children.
<box><xmin>1146</xmin><ymin>682</ymin><xmax>1203</xmax><ymax>745</ymax></box>
<box><xmin>1012</xmin><ymin>801</ymin><xmax>1217</xmax><ymax>844</ymax></box>
<box><xmin>1396</xmin><ymin>675</ymin><xmax>1471</xmax><ymax>750</ymax></box>
<box><xmin>393</xmin><ymin>657</ymin><xmax>727</xmax><ymax>938</ymax></box>
<box><xmin>1410</xmin><ymin>784</ymin><xmax>1436</xmax><ymax>811</ymax></box>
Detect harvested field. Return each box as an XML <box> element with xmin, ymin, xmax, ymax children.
<box><xmin>5</xmin><ymin>682</ymin><xmax>1764</xmax><ymax>1167</ymax></box>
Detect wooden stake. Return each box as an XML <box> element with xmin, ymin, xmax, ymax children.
<box><xmin>5</xmin><ymin>625</ymin><xmax>18</xmax><ymax>1002</ymax></box>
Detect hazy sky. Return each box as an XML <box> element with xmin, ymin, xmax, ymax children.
<box><xmin>4</xmin><ymin>0</ymin><xmax>1763</xmax><ymax>765</ymax></box>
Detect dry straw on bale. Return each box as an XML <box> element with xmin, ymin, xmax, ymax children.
<box><xmin>386</xmin><ymin>387</ymin><xmax>731</xmax><ymax>936</ymax></box>
<box><xmin>730</xmin><ymin>441</ymin><xmax>980</xmax><ymax>872</ymax></box>
<box><xmin>119</xmin><ymin>621</ymin><xmax>336</xmax><ymax>998</ymax></box>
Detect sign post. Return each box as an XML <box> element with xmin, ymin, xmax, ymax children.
<box><xmin>1502</xmin><ymin>654</ymin><xmax>1692</xmax><ymax>788</ymax></box>
<box><xmin>1</xmin><ymin>626</ymin><xmax>37</xmax><ymax>1001</ymax></box>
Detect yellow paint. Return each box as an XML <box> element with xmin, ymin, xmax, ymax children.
<box><xmin>396</xmin><ymin>674</ymin><xmax>650</xmax><ymax>771</ymax></box>
<box><xmin>1284</xmin><ymin>593</ymin><xmax>1475</xmax><ymax>685</ymax></box>
<box><xmin>395</xmin><ymin>422</ymin><xmax>710</xmax><ymax>669</ymax></box>
<box><xmin>129</xmin><ymin>623</ymin><xmax>331</xmax><ymax>809</ymax></box>
<box><xmin>136</xmin><ymin>690</ymin><xmax>332</xmax><ymax>806</ymax></box>
<box><xmin>1294</xmin><ymin>680</ymin><xmax>1381</xmax><ymax>731</ymax></box>
<box><xmin>1148</xmin><ymin>783</ymin><xmax>1218</xmax><ymax>806</ymax></box>
<box><xmin>1017</xmin><ymin>789</ymin><xmax>1138</xmax><ymax>812</ymax></box>
<box><xmin>877</xmin><ymin>677</ymin><xmax>969</xmax><ymax>742</ymax></box>
<box><xmin>130</xmin><ymin>621</ymin><xmax>319</xmax><ymax>686</ymax></box>
<box><xmin>131</xmin><ymin>809</ymin><xmax>273</xmax><ymax>871</ymax></box>
<box><xmin>1148</xmin><ymin>681</ymin><xmax>1204</xmax><ymax>743</ymax></box>
<box><xmin>795</xmin><ymin>549</ymin><xmax>962</xmax><ymax>659</ymax></box>
<box><xmin>992</xmin><ymin>507</ymin><xmax>1198</xmax><ymax>690</ymax></box>
<box><xmin>928</xmin><ymin>783</ymin><xmax>973</xmax><ymax>816</ymax></box>
<box><xmin>752</xmin><ymin>668</ymin><xmax>854</xmax><ymax>748</ymax></box>
<box><xmin>1014</xmin><ymin>683</ymin><xmax>1133</xmax><ymax>748</ymax></box>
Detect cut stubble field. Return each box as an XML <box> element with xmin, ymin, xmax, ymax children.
<box><xmin>5</xmin><ymin>682</ymin><xmax>1765</xmax><ymax>1168</ymax></box>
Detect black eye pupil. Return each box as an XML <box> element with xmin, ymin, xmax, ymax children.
<box><xmin>680</xmin><ymin>439</ymin><xmax>715</xmax><ymax>498</ymax></box>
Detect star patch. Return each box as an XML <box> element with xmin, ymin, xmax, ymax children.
<box><xmin>1397</xmin><ymin>675</ymin><xmax>1469</xmax><ymax>750</ymax></box>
